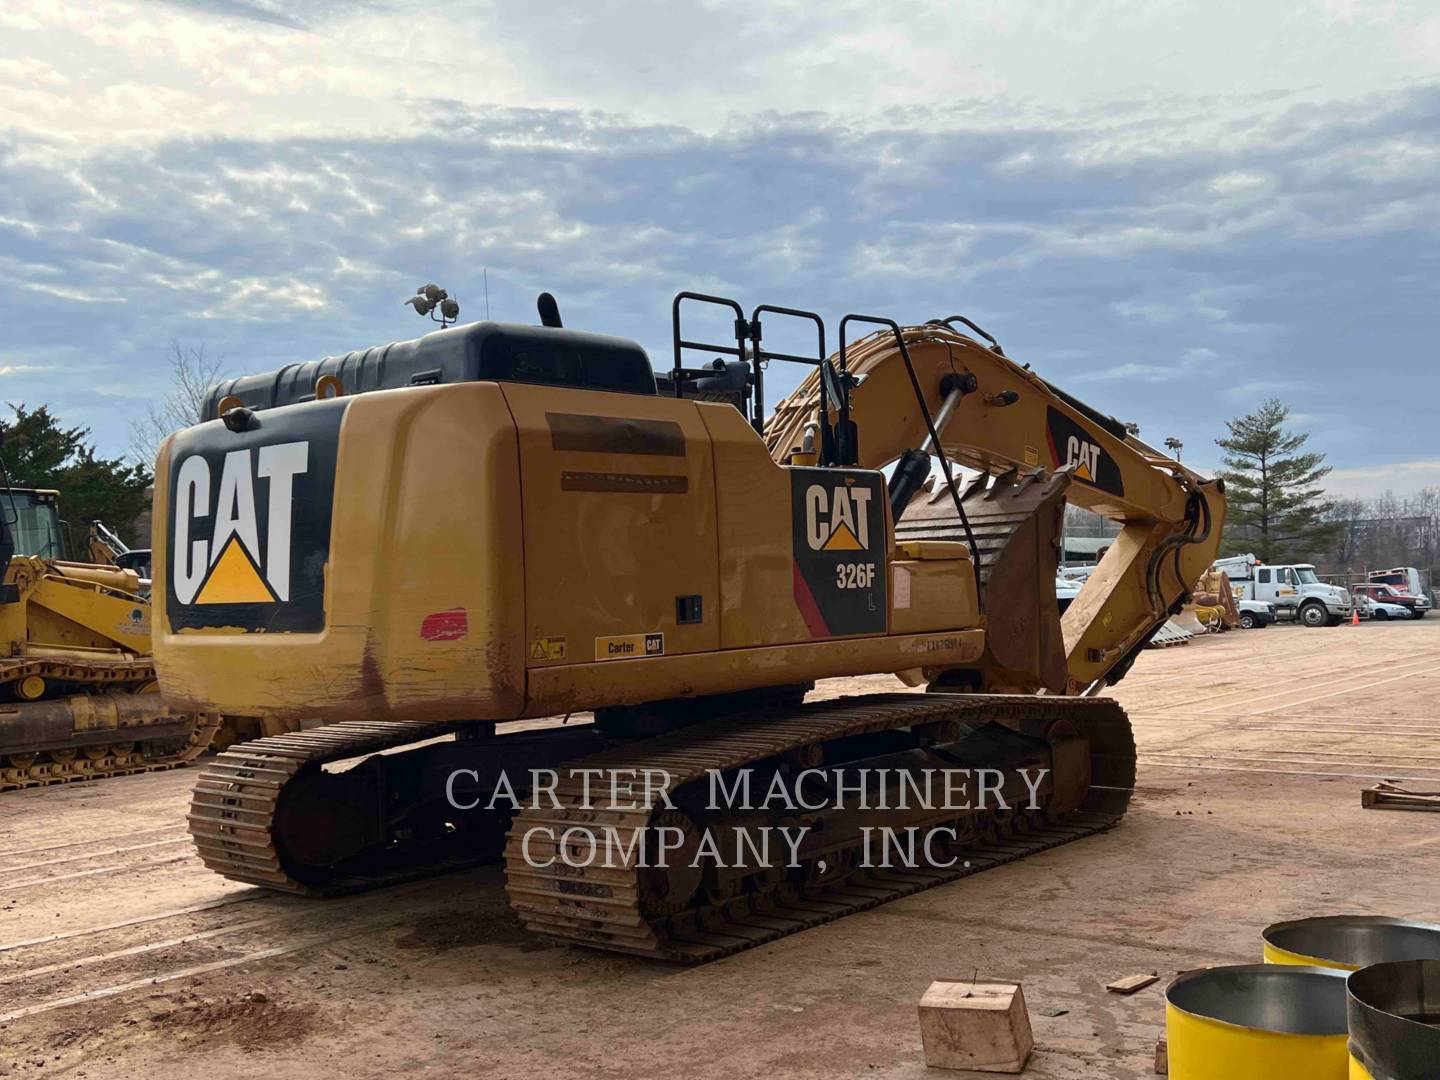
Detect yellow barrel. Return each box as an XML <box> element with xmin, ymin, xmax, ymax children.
<box><xmin>1263</xmin><ymin>916</ymin><xmax>1440</xmax><ymax>971</ymax></box>
<box><xmin>1165</xmin><ymin>964</ymin><xmax>1350</xmax><ymax>1078</ymax></box>
<box><xmin>1346</xmin><ymin>959</ymin><xmax>1440</xmax><ymax>1080</ymax></box>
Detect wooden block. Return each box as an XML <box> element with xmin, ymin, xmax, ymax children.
<box><xmin>1154</xmin><ymin>1035</ymin><xmax>1168</xmax><ymax>1074</ymax></box>
<box><xmin>1362</xmin><ymin>783</ymin><xmax>1440</xmax><ymax>811</ymax></box>
<box><xmin>918</xmin><ymin>980</ymin><xmax>1033</xmax><ymax>1073</ymax></box>
<box><xmin>1106</xmin><ymin>972</ymin><xmax>1159</xmax><ymax>994</ymax></box>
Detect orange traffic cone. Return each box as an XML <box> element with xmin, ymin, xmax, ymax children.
<box><xmin>1351</xmin><ymin>607</ymin><xmax>1361</xmax><ymax>626</ymax></box>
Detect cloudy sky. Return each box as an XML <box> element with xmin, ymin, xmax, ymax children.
<box><xmin>1</xmin><ymin>0</ymin><xmax>1436</xmax><ymax>495</ymax></box>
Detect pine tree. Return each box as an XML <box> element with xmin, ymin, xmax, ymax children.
<box><xmin>1216</xmin><ymin>398</ymin><xmax>1335</xmax><ymax>561</ymax></box>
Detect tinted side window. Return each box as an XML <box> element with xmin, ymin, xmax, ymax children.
<box><xmin>481</xmin><ymin>339</ymin><xmax>654</xmax><ymax>394</ymax></box>
<box><xmin>581</xmin><ymin>345</ymin><xmax>654</xmax><ymax>393</ymax></box>
<box><xmin>1258</xmin><ymin>569</ymin><xmax>1270</xmax><ymax>584</ymax></box>
<box><xmin>507</xmin><ymin>344</ymin><xmax>583</xmax><ymax>386</ymax></box>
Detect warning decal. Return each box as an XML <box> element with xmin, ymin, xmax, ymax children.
<box><xmin>790</xmin><ymin>468</ymin><xmax>887</xmax><ymax>638</ymax></box>
<box><xmin>530</xmin><ymin>636</ymin><xmax>568</xmax><ymax>661</ymax></box>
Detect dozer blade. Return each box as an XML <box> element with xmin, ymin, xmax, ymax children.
<box><xmin>896</xmin><ymin>467</ymin><xmax>1072</xmax><ymax>692</ymax></box>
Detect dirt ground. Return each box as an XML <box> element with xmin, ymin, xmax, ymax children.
<box><xmin>3</xmin><ymin>618</ymin><xmax>1438</xmax><ymax>1079</ymax></box>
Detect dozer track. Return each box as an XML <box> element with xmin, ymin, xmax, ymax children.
<box><xmin>504</xmin><ymin>693</ymin><xmax>1133</xmax><ymax>961</ymax></box>
<box><xmin>0</xmin><ymin>657</ymin><xmax>219</xmax><ymax>792</ymax></box>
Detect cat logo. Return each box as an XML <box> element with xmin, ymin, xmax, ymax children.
<box><xmin>1064</xmin><ymin>434</ymin><xmax>1102</xmax><ymax>483</ymax></box>
<box><xmin>802</xmin><ymin>482</ymin><xmax>874</xmax><ymax>552</ymax></box>
<box><xmin>166</xmin><ymin>399</ymin><xmax>342</xmax><ymax>633</ymax></box>
<box><xmin>172</xmin><ymin>443</ymin><xmax>309</xmax><ymax>606</ymax></box>
<box><xmin>1045</xmin><ymin>406</ymin><xmax>1125</xmax><ymax>498</ymax></box>
<box><xmin>789</xmin><ymin>468</ymin><xmax>887</xmax><ymax>638</ymax></box>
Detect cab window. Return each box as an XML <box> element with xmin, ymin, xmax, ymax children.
<box><xmin>1258</xmin><ymin>569</ymin><xmax>1271</xmax><ymax>584</ymax></box>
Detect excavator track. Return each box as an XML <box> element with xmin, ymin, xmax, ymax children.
<box><xmin>187</xmin><ymin>720</ymin><xmax>474</xmax><ymax>895</ymax></box>
<box><xmin>0</xmin><ymin>657</ymin><xmax>220</xmax><ymax>792</ymax></box>
<box><xmin>506</xmin><ymin>692</ymin><xmax>1134</xmax><ymax>961</ymax></box>
<box><xmin>184</xmin><ymin>694</ymin><xmax>1132</xmax><ymax>964</ymax></box>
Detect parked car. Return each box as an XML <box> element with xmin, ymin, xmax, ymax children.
<box><xmin>1352</xmin><ymin>583</ymin><xmax>1426</xmax><ymax>619</ymax></box>
<box><xmin>1056</xmin><ymin>576</ymin><xmax>1081</xmax><ymax>614</ymax></box>
<box><xmin>1368</xmin><ymin>567</ymin><xmax>1433</xmax><ymax>610</ymax></box>
<box><xmin>1236</xmin><ymin>599</ymin><xmax>1277</xmax><ymax>629</ymax></box>
<box><xmin>1356</xmin><ymin>593</ymin><xmax>1411</xmax><ymax>621</ymax></box>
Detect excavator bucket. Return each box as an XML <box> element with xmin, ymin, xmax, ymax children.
<box><xmin>895</xmin><ymin>467</ymin><xmax>1072</xmax><ymax>692</ymax></box>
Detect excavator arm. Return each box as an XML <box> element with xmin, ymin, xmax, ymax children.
<box><xmin>763</xmin><ymin>321</ymin><xmax>1226</xmax><ymax>694</ymax></box>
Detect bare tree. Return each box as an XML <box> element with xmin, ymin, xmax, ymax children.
<box><xmin>1313</xmin><ymin>487</ymin><xmax>1440</xmax><ymax>581</ymax></box>
<box><xmin>1322</xmin><ymin>498</ymin><xmax>1367</xmax><ymax>568</ymax></box>
<box><xmin>130</xmin><ymin>342</ymin><xmax>224</xmax><ymax>465</ymax></box>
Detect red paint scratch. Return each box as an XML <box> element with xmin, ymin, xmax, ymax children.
<box><xmin>421</xmin><ymin>608</ymin><xmax>468</xmax><ymax>641</ymax></box>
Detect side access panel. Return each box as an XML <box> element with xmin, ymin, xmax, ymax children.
<box><xmin>502</xmin><ymin>385</ymin><xmax>721</xmax><ymax>673</ymax></box>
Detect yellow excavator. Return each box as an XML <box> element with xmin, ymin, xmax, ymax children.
<box><xmin>157</xmin><ymin>290</ymin><xmax>1223</xmax><ymax>960</ymax></box>
<box><xmin>0</xmin><ymin>487</ymin><xmax>215</xmax><ymax>791</ymax></box>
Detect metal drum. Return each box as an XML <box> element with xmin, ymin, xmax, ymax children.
<box><xmin>1347</xmin><ymin>959</ymin><xmax>1440</xmax><ymax>1080</ymax></box>
<box><xmin>1165</xmin><ymin>964</ymin><xmax>1350</xmax><ymax>1078</ymax></box>
<box><xmin>1263</xmin><ymin>916</ymin><xmax>1440</xmax><ymax>971</ymax></box>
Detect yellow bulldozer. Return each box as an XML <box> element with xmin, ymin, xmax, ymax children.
<box><xmin>0</xmin><ymin>487</ymin><xmax>215</xmax><ymax>791</ymax></box>
<box><xmin>156</xmin><ymin>289</ymin><xmax>1223</xmax><ymax>960</ymax></box>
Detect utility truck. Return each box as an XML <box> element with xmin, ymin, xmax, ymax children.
<box><xmin>1212</xmin><ymin>553</ymin><xmax>1352</xmax><ymax>627</ymax></box>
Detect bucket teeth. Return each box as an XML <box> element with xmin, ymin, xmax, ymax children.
<box><xmin>897</xmin><ymin>468</ymin><xmax>1072</xmax><ymax>690</ymax></box>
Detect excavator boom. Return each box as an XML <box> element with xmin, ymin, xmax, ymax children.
<box><xmin>763</xmin><ymin>321</ymin><xmax>1225</xmax><ymax>692</ymax></box>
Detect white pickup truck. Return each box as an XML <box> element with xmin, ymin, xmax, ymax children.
<box><xmin>1213</xmin><ymin>554</ymin><xmax>1353</xmax><ymax>627</ymax></box>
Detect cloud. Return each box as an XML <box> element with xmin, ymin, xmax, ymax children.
<box><xmin>1326</xmin><ymin>460</ymin><xmax>1440</xmax><ymax>500</ymax></box>
<box><xmin>156</xmin><ymin>0</ymin><xmax>312</xmax><ymax>31</ymax></box>
<box><xmin>3</xmin><ymin>1</ymin><xmax>1440</xmax><ymax>144</ymax></box>
<box><xmin>0</xmin><ymin>2</ymin><xmax>1436</xmax><ymax>469</ymax></box>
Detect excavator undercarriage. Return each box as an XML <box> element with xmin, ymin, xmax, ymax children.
<box><xmin>163</xmin><ymin>289</ymin><xmax>1222</xmax><ymax>961</ymax></box>
<box><xmin>190</xmin><ymin>692</ymin><xmax>1132</xmax><ymax>960</ymax></box>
